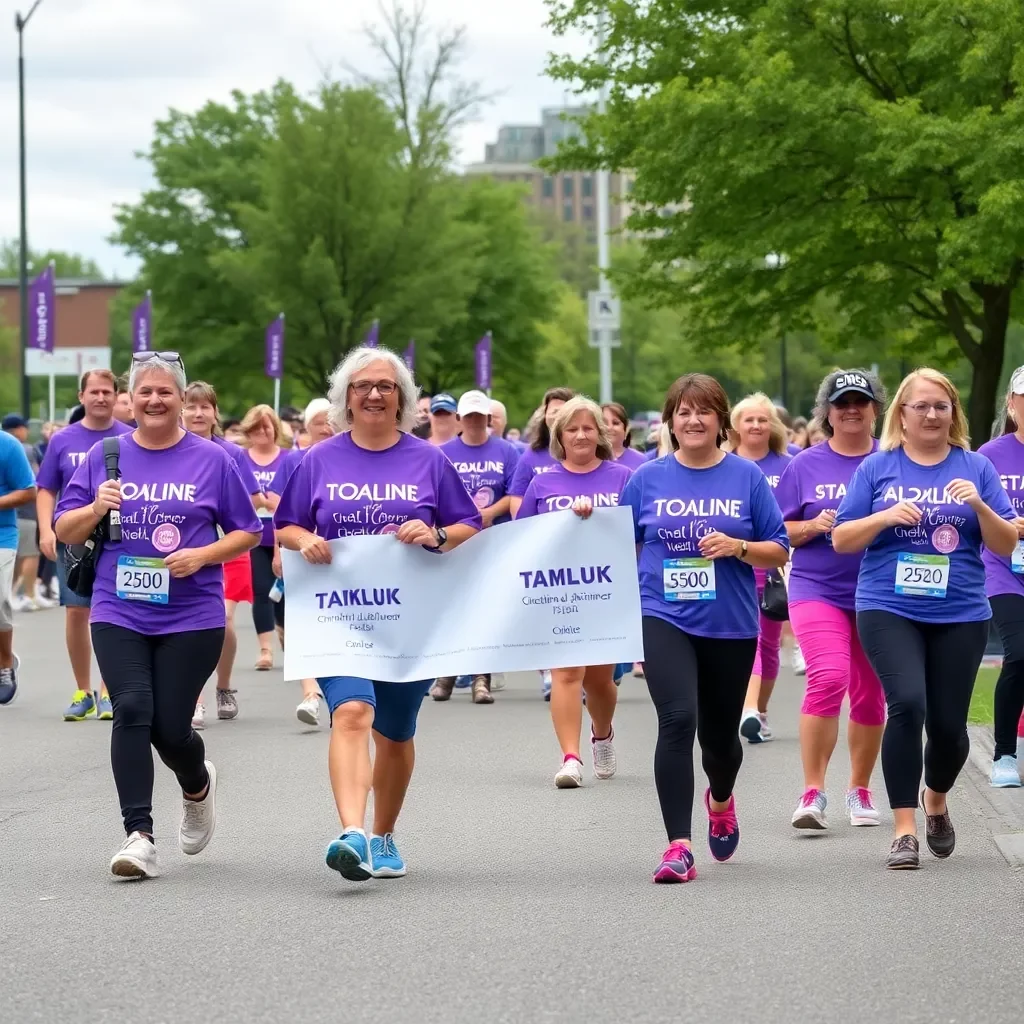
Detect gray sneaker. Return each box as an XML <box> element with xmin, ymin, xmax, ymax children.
<box><xmin>0</xmin><ymin>665</ymin><xmax>17</xmax><ymax>706</ymax></box>
<box><xmin>216</xmin><ymin>689</ymin><xmax>238</xmax><ymax>720</ymax></box>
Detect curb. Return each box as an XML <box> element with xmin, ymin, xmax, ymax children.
<box><xmin>963</xmin><ymin>725</ymin><xmax>1024</xmax><ymax>868</ymax></box>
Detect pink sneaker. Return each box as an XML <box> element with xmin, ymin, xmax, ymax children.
<box><xmin>653</xmin><ymin>842</ymin><xmax>696</xmax><ymax>884</ymax></box>
<box><xmin>705</xmin><ymin>788</ymin><xmax>740</xmax><ymax>862</ymax></box>
<box><xmin>1018</xmin><ymin>710</ymin><xmax>1024</xmax><ymax>738</ymax></box>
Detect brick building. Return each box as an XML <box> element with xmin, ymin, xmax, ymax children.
<box><xmin>0</xmin><ymin>278</ymin><xmax>126</xmax><ymax>352</ymax></box>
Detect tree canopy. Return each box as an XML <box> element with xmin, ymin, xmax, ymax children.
<box><xmin>546</xmin><ymin>0</ymin><xmax>1024</xmax><ymax>441</ymax></box>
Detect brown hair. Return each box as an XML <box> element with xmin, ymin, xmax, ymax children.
<box><xmin>601</xmin><ymin>402</ymin><xmax>632</xmax><ymax>448</ymax></box>
<box><xmin>661</xmin><ymin>374</ymin><xmax>731</xmax><ymax>450</ymax></box>
<box><xmin>550</xmin><ymin>396</ymin><xmax>614</xmax><ymax>462</ymax></box>
<box><xmin>239</xmin><ymin>403</ymin><xmax>287</xmax><ymax>447</ymax></box>
<box><xmin>531</xmin><ymin>386</ymin><xmax>575</xmax><ymax>452</ymax></box>
<box><xmin>79</xmin><ymin>369</ymin><xmax>117</xmax><ymax>393</ymax></box>
<box><xmin>184</xmin><ymin>381</ymin><xmax>222</xmax><ymax>437</ymax></box>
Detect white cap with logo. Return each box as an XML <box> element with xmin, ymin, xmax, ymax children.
<box><xmin>458</xmin><ymin>390</ymin><xmax>492</xmax><ymax>417</ymax></box>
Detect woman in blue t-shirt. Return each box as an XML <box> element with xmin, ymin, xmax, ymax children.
<box><xmin>621</xmin><ymin>374</ymin><xmax>789</xmax><ymax>884</ymax></box>
<box><xmin>834</xmin><ymin>368</ymin><xmax>1017</xmax><ymax>870</ymax></box>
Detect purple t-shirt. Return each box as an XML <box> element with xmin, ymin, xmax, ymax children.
<box><xmin>978</xmin><ymin>432</ymin><xmax>1024</xmax><ymax>599</ymax></box>
<box><xmin>440</xmin><ymin>435</ymin><xmax>520</xmax><ymax>525</ymax></box>
<box><xmin>239</xmin><ymin>447</ymin><xmax>300</xmax><ymax>546</ymax></box>
<box><xmin>516</xmin><ymin>460</ymin><xmax>633</xmax><ymax>519</ymax></box>
<box><xmin>645</xmin><ymin>447</ymin><xmax>662</xmax><ymax>462</ymax></box>
<box><xmin>835</xmin><ymin>446</ymin><xmax>1015</xmax><ymax>623</ymax></box>
<box><xmin>775</xmin><ymin>440</ymin><xmax>878</xmax><ymax>610</ymax></box>
<box><xmin>787</xmin><ymin>442</ymin><xmax>803</xmax><ymax>457</ymax></box>
<box><xmin>620</xmin><ymin>453</ymin><xmax>789</xmax><ymax>639</ymax></box>
<box><xmin>54</xmin><ymin>431</ymin><xmax>262</xmax><ymax>635</ymax></box>
<box><xmin>510</xmin><ymin>447</ymin><xmax>558</xmax><ymax>497</ymax></box>
<box><xmin>744</xmin><ymin>449</ymin><xmax>791</xmax><ymax>587</ymax></box>
<box><xmin>274</xmin><ymin>431</ymin><xmax>482</xmax><ymax>540</ymax></box>
<box><xmin>37</xmin><ymin>420</ymin><xmax>132</xmax><ymax>499</ymax></box>
<box><xmin>617</xmin><ymin>447</ymin><xmax>647</xmax><ymax>471</ymax></box>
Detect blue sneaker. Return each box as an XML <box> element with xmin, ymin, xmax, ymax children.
<box><xmin>98</xmin><ymin>695</ymin><xmax>113</xmax><ymax>721</ymax></box>
<box><xmin>63</xmin><ymin>689</ymin><xmax>96</xmax><ymax>721</ymax></box>
<box><xmin>0</xmin><ymin>665</ymin><xmax>17</xmax><ymax>706</ymax></box>
<box><xmin>370</xmin><ymin>833</ymin><xmax>407</xmax><ymax>878</ymax></box>
<box><xmin>453</xmin><ymin>675</ymin><xmax>472</xmax><ymax>689</ymax></box>
<box><xmin>990</xmin><ymin>755</ymin><xmax>1021</xmax><ymax>789</ymax></box>
<box><xmin>325</xmin><ymin>830</ymin><xmax>372</xmax><ymax>881</ymax></box>
<box><xmin>705</xmin><ymin>788</ymin><xmax>740</xmax><ymax>862</ymax></box>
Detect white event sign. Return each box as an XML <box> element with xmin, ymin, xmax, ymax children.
<box><xmin>281</xmin><ymin>506</ymin><xmax>643</xmax><ymax>683</ymax></box>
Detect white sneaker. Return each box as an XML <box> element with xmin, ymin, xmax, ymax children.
<box><xmin>758</xmin><ymin>713</ymin><xmax>773</xmax><ymax>741</ymax></box>
<box><xmin>179</xmin><ymin>760</ymin><xmax>217</xmax><ymax>855</ymax></box>
<box><xmin>47</xmin><ymin>579</ymin><xmax>60</xmax><ymax>601</ymax></box>
<box><xmin>110</xmin><ymin>831</ymin><xmax>160</xmax><ymax>879</ymax></box>
<box><xmin>554</xmin><ymin>756</ymin><xmax>583</xmax><ymax>789</ymax></box>
<box><xmin>740</xmin><ymin>709</ymin><xmax>768</xmax><ymax>744</ymax></box>
<box><xmin>592</xmin><ymin>728</ymin><xmax>617</xmax><ymax>779</ymax></box>
<box><xmin>792</xmin><ymin>645</ymin><xmax>806</xmax><ymax>676</ymax></box>
<box><xmin>191</xmin><ymin>702</ymin><xmax>206</xmax><ymax>731</ymax></box>
<box><xmin>296</xmin><ymin>694</ymin><xmax>321</xmax><ymax>726</ymax></box>
<box><xmin>990</xmin><ymin>755</ymin><xmax>1022</xmax><ymax>789</ymax></box>
<box><xmin>35</xmin><ymin>595</ymin><xmax>57</xmax><ymax>610</ymax></box>
<box><xmin>845</xmin><ymin>786</ymin><xmax>881</xmax><ymax>825</ymax></box>
<box><xmin>11</xmin><ymin>595</ymin><xmax>30</xmax><ymax>613</ymax></box>
<box><xmin>490</xmin><ymin>673</ymin><xmax>506</xmax><ymax>692</ymax></box>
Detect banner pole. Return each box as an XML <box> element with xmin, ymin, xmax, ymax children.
<box><xmin>273</xmin><ymin>377</ymin><xmax>280</xmax><ymax>416</ymax></box>
<box><xmin>48</xmin><ymin>371</ymin><xmax>54</xmax><ymax>422</ymax></box>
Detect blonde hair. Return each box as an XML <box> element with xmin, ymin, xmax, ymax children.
<box><xmin>656</xmin><ymin>422</ymin><xmax>673</xmax><ymax>456</ymax></box>
<box><xmin>327</xmin><ymin>346</ymin><xmax>418</xmax><ymax>433</ymax></box>
<box><xmin>881</xmin><ymin>368</ymin><xmax>970</xmax><ymax>451</ymax></box>
<box><xmin>729</xmin><ymin>392</ymin><xmax>788</xmax><ymax>455</ymax></box>
<box><xmin>549</xmin><ymin>396</ymin><xmax>614</xmax><ymax>462</ymax></box>
<box><xmin>239</xmin><ymin>404</ymin><xmax>287</xmax><ymax>447</ymax></box>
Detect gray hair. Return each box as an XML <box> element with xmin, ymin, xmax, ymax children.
<box><xmin>129</xmin><ymin>356</ymin><xmax>186</xmax><ymax>394</ymax></box>
<box><xmin>549</xmin><ymin>395</ymin><xmax>614</xmax><ymax>462</ymax></box>
<box><xmin>813</xmin><ymin>368</ymin><xmax>886</xmax><ymax>438</ymax></box>
<box><xmin>327</xmin><ymin>346</ymin><xmax>419</xmax><ymax>433</ymax></box>
<box><xmin>303</xmin><ymin>397</ymin><xmax>331</xmax><ymax>426</ymax></box>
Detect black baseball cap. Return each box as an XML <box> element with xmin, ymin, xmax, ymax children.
<box><xmin>1</xmin><ymin>414</ymin><xmax>27</xmax><ymax>431</ymax></box>
<box><xmin>828</xmin><ymin>372</ymin><xmax>876</xmax><ymax>403</ymax></box>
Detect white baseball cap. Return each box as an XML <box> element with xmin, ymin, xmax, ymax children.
<box><xmin>458</xmin><ymin>390</ymin><xmax>492</xmax><ymax>417</ymax></box>
<box><xmin>1011</xmin><ymin>366</ymin><xmax>1024</xmax><ymax>395</ymax></box>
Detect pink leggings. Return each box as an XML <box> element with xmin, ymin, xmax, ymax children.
<box><xmin>789</xmin><ymin>600</ymin><xmax>885</xmax><ymax>726</ymax></box>
<box><xmin>751</xmin><ymin>578</ymin><xmax>782</xmax><ymax>680</ymax></box>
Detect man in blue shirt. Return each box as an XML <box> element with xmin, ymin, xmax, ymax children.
<box><xmin>0</xmin><ymin>426</ymin><xmax>37</xmax><ymax>704</ymax></box>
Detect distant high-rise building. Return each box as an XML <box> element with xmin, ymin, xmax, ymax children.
<box><xmin>465</xmin><ymin>106</ymin><xmax>634</xmax><ymax>241</ymax></box>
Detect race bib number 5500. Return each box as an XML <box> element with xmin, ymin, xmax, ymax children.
<box><xmin>663</xmin><ymin>558</ymin><xmax>716</xmax><ymax>601</ymax></box>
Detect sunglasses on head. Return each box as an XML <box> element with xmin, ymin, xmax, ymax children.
<box><xmin>132</xmin><ymin>351</ymin><xmax>183</xmax><ymax>367</ymax></box>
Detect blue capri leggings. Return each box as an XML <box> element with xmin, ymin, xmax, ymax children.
<box><xmin>318</xmin><ymin>676</ymin><xmax>432</xmax><ymax>742</ymax></box>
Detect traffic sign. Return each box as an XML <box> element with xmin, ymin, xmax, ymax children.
<box><xmin>588</xmin><ymin>291</ymin><xmax>621</xmax><ymax>330</ymax></box>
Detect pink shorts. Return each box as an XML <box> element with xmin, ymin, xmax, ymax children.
<box><xmin>789</xmin><ymin>600</ymin><xmax>885</xmax><ymax>726</ymax></box>
<box><xmin>751</xmin><ymin>577</ymin><xmax>783</xmax><ymax>680</ymax></box>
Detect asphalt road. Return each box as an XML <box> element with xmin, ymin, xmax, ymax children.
<box><xmin>2</xmin><ymin>607</ymin><xmax>1023</xmax><ymax>1024</ymax></box>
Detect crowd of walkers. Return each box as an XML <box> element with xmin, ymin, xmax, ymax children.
<box><xmin>3</xmin><ymin>350</ymin><xmax>1024</xmax><ymax>883</ymax></box>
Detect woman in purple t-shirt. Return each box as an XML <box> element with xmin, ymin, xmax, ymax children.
<box><xmin>275</xmin><ymin>346</ymin><xmax>481</xmax><ymax>883</ymax></box>
<box><xmin>776</xmin><ymin>369</ymin><xmax>887</xmax><ymax>831</ymax></box>
<box><xmin>508</xmin><ymin>386</ymin><xmax>574</xmax><ymax>518</ymax></box>
<box><xmin>518</xmin><ymin>397</ymin><xmax>633</xmax><ymax>789</ymax></box>
<box><xmin>238</xmin><ymin>405</ymin><xmax>298</xmax><ymax>670</ymax></box>
<box><xmin>55</xmin><ymin>353</ymin><xmax>262</xmax><ymax>879</ymax></box>
<box><xmin>602</xmin><ymin>402</ymin><xmax>647</xmax><ymax>471</ymax></box>
<box><xmin>728</xmin><ymin>393</ymin><xmax>792</xmax><ymax>743</ymax></box>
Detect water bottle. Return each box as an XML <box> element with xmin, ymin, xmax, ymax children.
<box><xmin>269</xmin><ymin>577</ymin><xmax>284</xmax><ymax>603</ymax></box>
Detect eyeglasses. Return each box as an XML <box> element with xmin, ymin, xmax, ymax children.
<box><xmin>350</xmin><ymin>379</ymin><xmax>397</xmax><ymax>397</ymax></box>
<box><xmin>902</xmin><ymin>401</ymin><xmax>953</xmax><ymax>416</ymax></box>
<box><xmin>132</xmin><ymin>351</ymin><xmax>183</xmax><ymax>367</ymax></box>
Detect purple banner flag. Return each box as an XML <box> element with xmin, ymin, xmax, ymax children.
<box><xmin>29</xmin><ymin>262</ymin><xmax>56</xmax><ymax>352</ymax></box>
<box><xmin>364</xmin><ymin>319</ymin><xmax>379</xmax><ymax>349</ymax></box>
<box><xmin>132</xmin><ymin>291</ymin><xmax>152</xmax><ymax>353</ymax></box>
<box><xmin>474</xmin><ymin>332</ymin><xmax>492</xmax><ymax>391</ymax></box>
<box><xmin>404</xmin><ymin>339</ymin><xmax>415</xmax><ymax>372</ymax></box>
<box><xmin>265</xmin><ymin>314</ymin><xmax>285</xmax><ymax>379</ymax></box>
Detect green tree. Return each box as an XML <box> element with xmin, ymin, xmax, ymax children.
<box><xmin>546</xmin><ymin>0</ymin><xmax>1024</xmax><ymax>441</ymax></box>
<box><xmin>0</xmin><ymin>241</ymin><xmax>104</xmax><ymax>279</ymax></box>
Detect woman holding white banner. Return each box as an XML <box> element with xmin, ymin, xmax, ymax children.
<box><xmin>518</xmin><ymin>396</ymin><xmax>633</xmax><ymax>788</ymax></box>
<box><xmin>275</xmin><ymin>346</ymin><xmax>481</xmax><ymax>883</ymax></box>
<box><xmin>620</xmin><ymin>373</ymin><xmax>789</xmax><ymax>884</ymax></box>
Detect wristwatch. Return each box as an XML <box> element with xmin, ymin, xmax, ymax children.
<box><xmin>425</xmin><ymin>526</ymin><xmax>447</xmax><ymax>552</ymax></box>
<box><xmin>739</xmin><ymin>540</ymin><xmax>748</xmax><ymax>561</ymax></box>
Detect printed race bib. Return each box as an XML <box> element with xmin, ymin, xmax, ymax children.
<box><xmin>1012</xmin><ymin>542</ymin><xmax>1024</xmax><ymax>575</ymax></box>
<box><xmin>663</xmin><ymin>558</ymin><xmax>716</xmax><ymax>601</ymax></box>
<box><xmin>894</xmin><ymin>552</ymin><xmax>949</xmax><ymax>598</ymax></box>
<box><xmin>116</xmin><ymin>555</ymin><xmax>170</xmax><ymax>604</ymax></box>
<box><xmin>257</xmin><ymin>508</ymin><xmax>274</xmax><ymax>519</ymax></box>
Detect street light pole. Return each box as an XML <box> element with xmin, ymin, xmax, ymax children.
<box><xmin>595</xmin><ymin>10</ymin><xmax>613</xmax><ymax>404</ymax></box>
<box><xmin>16</xmin><ymin>0</ymin><xmax>45</xmax><ymax>419</ymax></box>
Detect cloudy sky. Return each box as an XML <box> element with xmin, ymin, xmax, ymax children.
<box><xmin>0</xmin><ymin>0</ymin><xmax>589</xmax><ymax>278</ymax></box>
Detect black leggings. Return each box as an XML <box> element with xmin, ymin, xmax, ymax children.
<box><xmin>92</xmin><ymin>623</ymin><xmax>224</xmax><ymax>836</ymax></box>
<box><xmin>250</xmin><ymin>544</ymin><xmax>284</xmax><ymax>635</ymax></box>
<box><xmin>642</xmin><ymin>616</ymin><xmax>756</xmax><ymax>841</ymax></box>
<box><xmin>990</xmin><ymin>594</ymin><xmax>1024</xmax><ymax>758</ymax></box>
<box><xmin>857</xmin><ymin>610</ymin><xmax>988</xmax><ymax>808</ymax></box>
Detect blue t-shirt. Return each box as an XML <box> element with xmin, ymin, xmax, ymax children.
<box><xmin>620</xmin><ymin>452</ymin><xmax>790</xmax><ymax>639</ymax></box>
<box><xmin>0</xmin><ymin>431</ymin><xmax>35</xmax><ymax>550</ymax></box>
<box><xmin>834</xmin><ymin>446</ymin><xmax>1015</xmax><ymax>623</ymax></box>
<box><xmin>440</xmin><ymin>435</ymin><xmax>520</xmax><ymax>525</ymax></box>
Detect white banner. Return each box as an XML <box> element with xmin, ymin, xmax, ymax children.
<box><xmin>281</xmin><ymin>506</ymin><xmax>643</xmax><ymax>683</ymax></box>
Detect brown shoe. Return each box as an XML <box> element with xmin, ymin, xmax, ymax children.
<box><xmin>430</xmin><ymin>677</ymin><xmax>456</xmax><ymax>701</ymax></box>
<box><xmin>471</xmin><ymin>675</ymin><xmax>494</xmax><ymax>705</ymax></box>
<box><xmin>255</xmin><ymin>647</ymin><xmax>273</xmax><ymax>671</ymax></box>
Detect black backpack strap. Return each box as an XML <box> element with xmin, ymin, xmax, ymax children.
<box><xmin>102</xmin><ymin>435</ymin><xmax>122</xmax><ymax>477</ymax></box>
